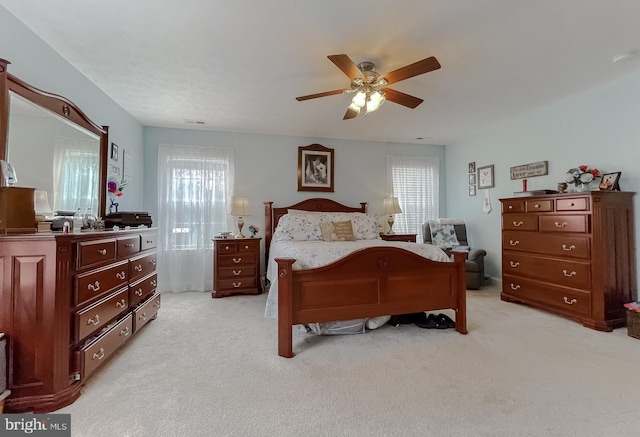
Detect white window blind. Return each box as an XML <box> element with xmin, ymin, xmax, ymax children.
<box><xmin>386</xmin><ymin>155</ymin><xmax>440</xmax><ymax>242</ymax></box>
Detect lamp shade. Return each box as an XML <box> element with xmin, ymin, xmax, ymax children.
<box><xmin>383</xmin><ymin>197</ymin><xmax>402</xmax><ymax>214</ymax></box>
<box><xmin>34</xmin><ymin>190</ymin><xmax>53</xmax><ymax>216</ymax></box>
<box><xmin>230</xmin><ymin>196</ymin><xmax>250</xmax><ymax>216</ymax></box>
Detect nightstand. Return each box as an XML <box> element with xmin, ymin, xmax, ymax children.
<box><xmin>379</xmin><ymin>233</ymin><xmax>417</xmax><ymax>243</ymax></box>
<box><xmin>212</xmin><ymin>237</ymin><xmax>262</xmax><ymax>298</ymax></box>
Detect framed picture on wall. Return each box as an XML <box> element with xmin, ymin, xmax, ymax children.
<box><xmin>110</xmin><ymin>142</ymin><xmax>119</xmax><ymax>161</ymax></box>
<box><xmin>477</xmin><ymin>164</ymin><xmax>495</xmax><ymax>189</ymax></box>
<box><xmin>468</xmin><ymin>162</ymin><xmax>476</xmax><ymax>173</ymax></box>
<box><xmin>298</xmin><ymin>143</ymin><xmax>334</xmax><ymax>192</ymax></box>
<box><xmin>469</xmin><ymin>173</ymin><xmax>476</xmax><ymax>185</ymax></box>
<box><xmin>469</xmin><ymin>185</ymin><xmax>476</xmax><ymax>196</ymax></box>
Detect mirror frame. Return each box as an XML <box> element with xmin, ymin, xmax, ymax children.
<box><xmin>0</xmin><ymin>58</ymin><xmax>108</xmax><ymax>218</ymax></box>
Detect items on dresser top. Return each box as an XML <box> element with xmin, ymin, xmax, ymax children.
<box><xmin>0</xmin><ymin>228</ymin><xmax>160</xmax><ymax>413</ymax></box>
<box><xmin>500</xmin><ymin>192</ymin><xmax>635</xmax><ymax>331</ymax></box>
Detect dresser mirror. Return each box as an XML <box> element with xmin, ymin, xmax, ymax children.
<box><xmin>0</xmin><ymin>59</ymin><xmax>108</xmax><ymax>218</ymax></box>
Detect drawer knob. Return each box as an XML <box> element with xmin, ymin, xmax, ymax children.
<box><xmin>135</xmin><ymin>264</ymin><xmax>143</xmax><ymax>272</ymax></box>
<box><xmin>146</xmin><ymin>240</ymin><xmax>154</xmax><ymax>244</ymax></box>
<box><xmin>233</xmin><ymin>257</ymin><xmax>242</xmax><ymax>263</ymax></box>
<box><xmin>116</xmin><ymin>299</ymin><xmax>126</xmax><ymax>308</ymax></box>
<box><xmin>98</xmin><ymin>249</ymin><xmax>107</xmax><ymax>256</ymax></box>
<box><xmin>562</xmin><ymin>270</ymin><xmax>577</xmax><ymax>277</ymax></box>
<box><xmin>116</xmin><ymin>271</ymin><xmax>126</xmax><ymax>280</ymax></box>
<box><xmin>508</xmin><ymin>205</ymin><xmax>513</xmax><ymax>209</ymax></box>
<box><xmin>510</xmin><ymin>283</ymin><xmax>521</xmax><ymax>290</ymax></box>
<box><xmin>570</xmin><ymin>203</ymin><xmax>575</xmax><ymax>207</ymax></box>
<box><xmin>534</xmin><ymin>204</ymin><xmax>540</xmax><ymax>209</ymax></box>
<box><xmin>150</xmin><ymin>280</ymin><xmax>157</xmax><ymax>287</ymax></box>
<box><xmin>563</xmin><ymin>296</ymin><xmax>577</xmax><ymax>305</ymax></box>
<box><xmin>125</xmin><ymin>243</ymin><xmax>135</xmax><ymax>248</ymax></box>
<box><xmin>233</xmin><ymin>282</ymin><xmax>242</xmax><ymax>288</ymax></box>
<box><xmin>509</xmin><ymin>240</ymin><xmax>519</xmax><ymax>246</ymax></box>
<box><xmin>244</xmin><ymin>245</ymin><xmax>249</xmax><ymax>249</ymax></box>
<box><xmin>509</xmin><ymin>261</ymin><xmax>520</xmax><ymax>268</ymax></box>
<box><xmin>135</xmin><ymin>288</ymin><xmax>143</xmax><ymax>297</ymax></box>
<box><xmin>139</xmin><ymin>312</ymin><xmax>147</xmax><ymax>321</ymax></box>
<box><xmin>513</xmin><ymin>221</ymin><xmax>523</xmax><ymax>227</ymax></box>
<box><xmin>151</xmin><ymin>259</ymin><xmax>157</xmax><ymax>266</ymax></box>
<box><xmin>92</xmin><ymin>348</ymin><xmax>105</xmax><ymax>361</ymax></box>
<box><xmin>561</xmin><ymin>244</ymin><xmax>576</xmax><ymax>251</ymax></box>
<box><xmin>88</xmin><ymin>281</ymin><xmax>100</xmax><ymax>292</ymax></box>
<box><xmin>153</xmin><ymin>300</ymin><xmax>161</xmax><ymax>308</ymax></box>
<box><xmin>555</xmin><ymin>221</ymin><xmax>568</xmax><ymax>228</ymax></box>
<box><xmin>233</xmin><ymin>269</ymin><xmax>242</xmax><ymax>276</ymax></box>
<box><xmin>120</xmin><ymin>326</ymin><xmax>131</xmax><ymax>337</ymax></box>
<box><xmin>224</xmin><ymin>245</ymin><xmax>231</xmax><ymax>250</ymax></box>
<box><xmin>87</xmin><ymin>314</ymin><xmax>100</xmax><ymax>325</ymax></box>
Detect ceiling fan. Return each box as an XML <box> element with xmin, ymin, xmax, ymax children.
<box><xmin>295</xmin><ymin>54</ymin><xmax>441</xmax><ymax>120</ymax></box>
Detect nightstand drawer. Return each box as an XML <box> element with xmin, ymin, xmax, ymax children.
<box><xmin>218</xmin><ymin>265</ymin><xmax>256</xmax><ymax>278</ymax></box>
<box><xmin>218</xmin><ymin>277</ymin><xmax>257</xmax><ymax>291</ymax></box>
<box><xmin>218</xmin><ymin>253</ymin><xmax>256</xmax><ymax>267</ymax></box>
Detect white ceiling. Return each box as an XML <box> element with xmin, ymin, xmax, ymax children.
<box><xmin>3</xmin><ymin>0</ymin><xmax>640</xmax><ymax>145</ymax></box>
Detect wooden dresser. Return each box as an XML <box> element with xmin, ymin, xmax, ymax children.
<box><xmin>0</xmin><ymin>228</ymin><xmax>160</xmax><ymax>413</ymax></box>
<box><xmin>212</xmin><ymin>237</ymin><xmax>261</xmax><ymax>298</ymax></box>
<box><xmin>500</xmin><ymin>192</ymin><xmax>636</xmax><ymax>331</ymax></box>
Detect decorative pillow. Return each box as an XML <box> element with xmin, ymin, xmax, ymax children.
<box><xmin>320</xmin><ymin>212</ymin><xmax>380</xmax><ymax>240</ymax></box>
<box><xmin>429</xmin><ymin>221</ymin><xmax>460</xmax><ymax>249</ymax></box>
<box><xmin>320</xmin><ymin>221</ymin><xmax>356</xmax><ymax>241</ymax></box>
<box><xmin>272</xmin><ymin>213</ymin><xmax>323</xmax><ymax>241</ymax></box>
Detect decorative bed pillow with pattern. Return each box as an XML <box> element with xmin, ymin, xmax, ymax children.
<box><xmin>319</xmin><ymin>212</ymin><xmax>380</xmax><ymax>240</ymax></box>
<box><xmin>319</xmin><ymin>220</ymin><xmax>356</xmax><ymax>241</ymax></box>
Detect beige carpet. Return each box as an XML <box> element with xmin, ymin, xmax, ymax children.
<box><xmin>58</xmin><ymin>284</ymin><xmax>640</xmax><ymax>437</ymax></box>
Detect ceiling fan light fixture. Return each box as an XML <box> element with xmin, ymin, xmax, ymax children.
<box><xmin>352</xmin><ymin>91</ymin><xmax>367</xmax><ymax>107</ymax></box>
<box><xmin>348</xmin><ymin>102</ymin><xmax>361</xmax><ymax>112</ymax></box>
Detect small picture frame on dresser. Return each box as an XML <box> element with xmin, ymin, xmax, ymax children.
<box><xmin>599</xmin><ymin>172</ymin><xmax>621</xmax><ymax>191</ymax></box>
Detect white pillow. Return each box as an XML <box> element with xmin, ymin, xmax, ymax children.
<box><xmin>273</xmin><ymin>213</ymin><xmax>322</xmax><ymax>241</ymax></box>
<box><xmin>429</xmin><ymin>221</ymin><xmax>460</xmax><ymax>249</ymax></box>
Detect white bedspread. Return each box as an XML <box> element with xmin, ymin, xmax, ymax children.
<box><xmin>264</xmin><ymin>240</ymin><xmax>450</xmax><ymax>318</ymax></box>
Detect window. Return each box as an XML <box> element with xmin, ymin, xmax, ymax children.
<box><xmin>53</xmin><ymin>136</ymin><xmax>100</xmax><ymax>213</ymax></box>
<box><xmin>386</xmin><ymin>155</ymin><xmax>439</xmax><ymax>241</ymax></box>
<box><xmin>157</xmin><ymin>144</ymin><xmax>234</xmax><ymax>292</ymax></box>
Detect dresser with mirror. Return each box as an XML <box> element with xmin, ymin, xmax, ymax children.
<box><xmin>0</xmin><ymin>59</ymin><xmax>160</xmax><ymax>413</ymax></box>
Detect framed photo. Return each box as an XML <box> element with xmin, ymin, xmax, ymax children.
<box><xmin>298</xmin><ymin>143</ymin><xmax>334</xmax><ymax>192</ymax></box>
<box><xmin>469</xmin><ymin>185</ymin><xmax>476</xmax><ymax>196</ymax></box>
<box><xmin>469</xmin><ymin>173</ymin><xmax>477</xmax><ymax>185</ymax></box>
<box><xmin>599</xmin><ymin>172</ymin><xmax>621</xmax><ymax>191</ymax></box>
<box><xmin>468</xmin><ymin>162</ymin><xmax>476</xmax><ymax>173</ymax></box>
<box><xmin>477</xmin><ymin>164</ymin><xmax>495</xmax><ymax>189</ymax></box>
<box><xmin>110</xmin><ymin>142</ymin><xmax>119</xmax><ymax>161</ymax></box>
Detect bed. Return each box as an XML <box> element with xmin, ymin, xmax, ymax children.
<box><xmin>264</xmin><ymin>198</ymin><xmax>468</xmax><ymax>357</ymax></box>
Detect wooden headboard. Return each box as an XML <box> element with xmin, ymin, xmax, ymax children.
<box><xmin>263</xmin><ymin>198</ymin><xmax>368</xmax><ymax>263</ymax></box>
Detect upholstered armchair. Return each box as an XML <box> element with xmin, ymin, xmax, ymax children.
<box><xmin>422</xmin><ymin>220</ymin><xmax>487</xmax><ymax>289</ymax></box>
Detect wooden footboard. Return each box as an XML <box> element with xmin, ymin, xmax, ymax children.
<box><xmin>276</xmin><ymin>249</ymin><xmax>467</xmax><ymax>357</ymax></box>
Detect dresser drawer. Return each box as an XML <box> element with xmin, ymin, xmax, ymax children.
<box><xmin>133</xmin><ymin>293</ymin><xmax>161</xmax><ymax>332</ymax></box>
<box><xmin>79</xmin><ymin>314</ymin><xmax>133</xmax><ymax>379</ymax></box>
<box><xmin>129</xmin><ymin>251</ymin><xmax>157</xmax><ymax>281</ymax></box>
<box><xmin>140</xmin><ymin>232</ymin><xmax>157</xmax><ymax>251</ymax></box>
<box><xmin>218</xmin><ymin>277</ymin><xmax>257</xmax><ymax>291</ymax></box>
<box><xmin>539</xmin><ymin>215</ymin><xmax>589</xmax><ymax>233</ymax></box>
<box><xmin>502</xmin><ymin>231</ymin><xmax>591</xmax><ymax>259</ymax></box>
<box><xmin>502</xmin><ymin>275</ymin><xmax>591</xmax><ymax>318</ymax></box>
<box><xmin>502</xmin><ymin>199</ymin><xmax>525</xmax><ymax>213</ymax></box>
<box><xmin>129</xmin><ymin>272</ymin><xmax>158</xmax><ymax>306</ymax></box>
<box><xmin>525</xmin><ymin>199</ymin><xmax>553</xmax><ymax>212</ymax></box>
<box><xmin>76</xmin><ymin>260</ymin><xmax>129</xmax><ymax>305</ymax></box>
<box><xmin>502</xmin><ymin>252</ymin><xmax>591</xmax><ymax>289</ymax></box>
<box><xmin>218</xmin><ymin>265</ymin><xmax>256</xmax><ymax>279</ymax></box>
<box><xmin>117</xmin><ymin>236</ymin><xmax>140</xmax><ymax>258</ymax></box>
<box><xmin>218</xmin><ymin>252</ymin><xmax>256</xmax><ymax>267</ymax></box>
<box><xmin>502</xmin><ymin>214</ymin><xmax>538</xmax><ymax>231</ymax></box>
<box><xmin>78</xmin><ymin>239</ymin><xmax>117</xmax><ymax>269</ymax></box>
<box><xmin>557</xmin><ymin>197</ymin><xmax>589</xmax><ymax>211</ymax></box>
<box><xmin>75</xmin><ymin>288</ymin><xmax>129</xmax><ymax>341</ymax></box>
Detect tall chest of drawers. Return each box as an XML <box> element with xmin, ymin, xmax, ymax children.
<box><xmin>0</xmin><ymin>228</ymin><xmax>160</xmax><ymax>413</ymax></box>
<box><xmin>500</xmin><ymin>192</ymin><xmax>636</xmax><ymax>331</ymax></box>
<box><xmin>212</xmin><ymin>237</ymin><xmax>261</xmax><ymax>298</ymax></box>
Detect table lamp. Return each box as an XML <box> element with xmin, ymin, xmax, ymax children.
<box><xmin>34</xmin><ymin>190</ymin><xmax>53</xmax><ymax>221</ymax></box>
<box><xmin>383</xmin><ymin>197</ymin><xmax>402</xmax><ymax>234</ymax></box>
<box><xmin>230</xmin><ymin>196</ymin><xmax>250</xmax><ymax>238</ymax></box>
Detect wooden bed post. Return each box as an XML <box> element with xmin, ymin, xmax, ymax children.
<box><xmin>264</xmin><ymin>201</ymin><xmax>273</xmax><ymax>266</ymax></box>
<box><xmin>275</xmin><ymin>257</ymin><xmax>295</xmax><ymax>358</ymax></box>
<box><xmin>452</xmin><ymin>251</ymin><xmax>468</xmax><ymax>334</ymax></box>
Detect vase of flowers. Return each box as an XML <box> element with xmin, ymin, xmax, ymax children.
<box><xmin>564</xmin><ymin>165</ymin><xmax>600</xmax><ymax>192</ymax></box>
<box><xmin>107</xmin><ymin>176</ymin><xmax>127</xmax><ymax>214</ymax></box>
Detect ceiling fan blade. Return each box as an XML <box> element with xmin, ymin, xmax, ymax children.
<box><xmin>328</xmin><ymin>54</ymin><xmax>366</xmax><ymax>82</ymax></box>
<box><xmin>380</xmin><ymin>56</ymin><xmax>441</xmax><ymax>86</ymax></box>
<box><xmin>343</xmin><ymin>107</ymin><xmax>359</xmax><ymax>120</ymax></box>
<box><xmin>383</xmin><ymin>88</ymin><xmax>424</xmax><ymax>109</ymax></box>
<box><xmin>296</xmin><ymin>89</ymin><xmax>348</xmax><ymax>101</ymax></box>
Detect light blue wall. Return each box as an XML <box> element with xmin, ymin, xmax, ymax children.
<box><xmin>446</xmin><ymin>71</ymin><xmax>640</xmax><ymax>281</ymax></box>
<box><xmin>143</xmin><ymin>127</ymin><xmax>447</xmax><ymax>228</ymax></box>
<box><xmin>0</xmin><ymin>6</ymin><xmax>145</xmax><ymax>211</ymax></box>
